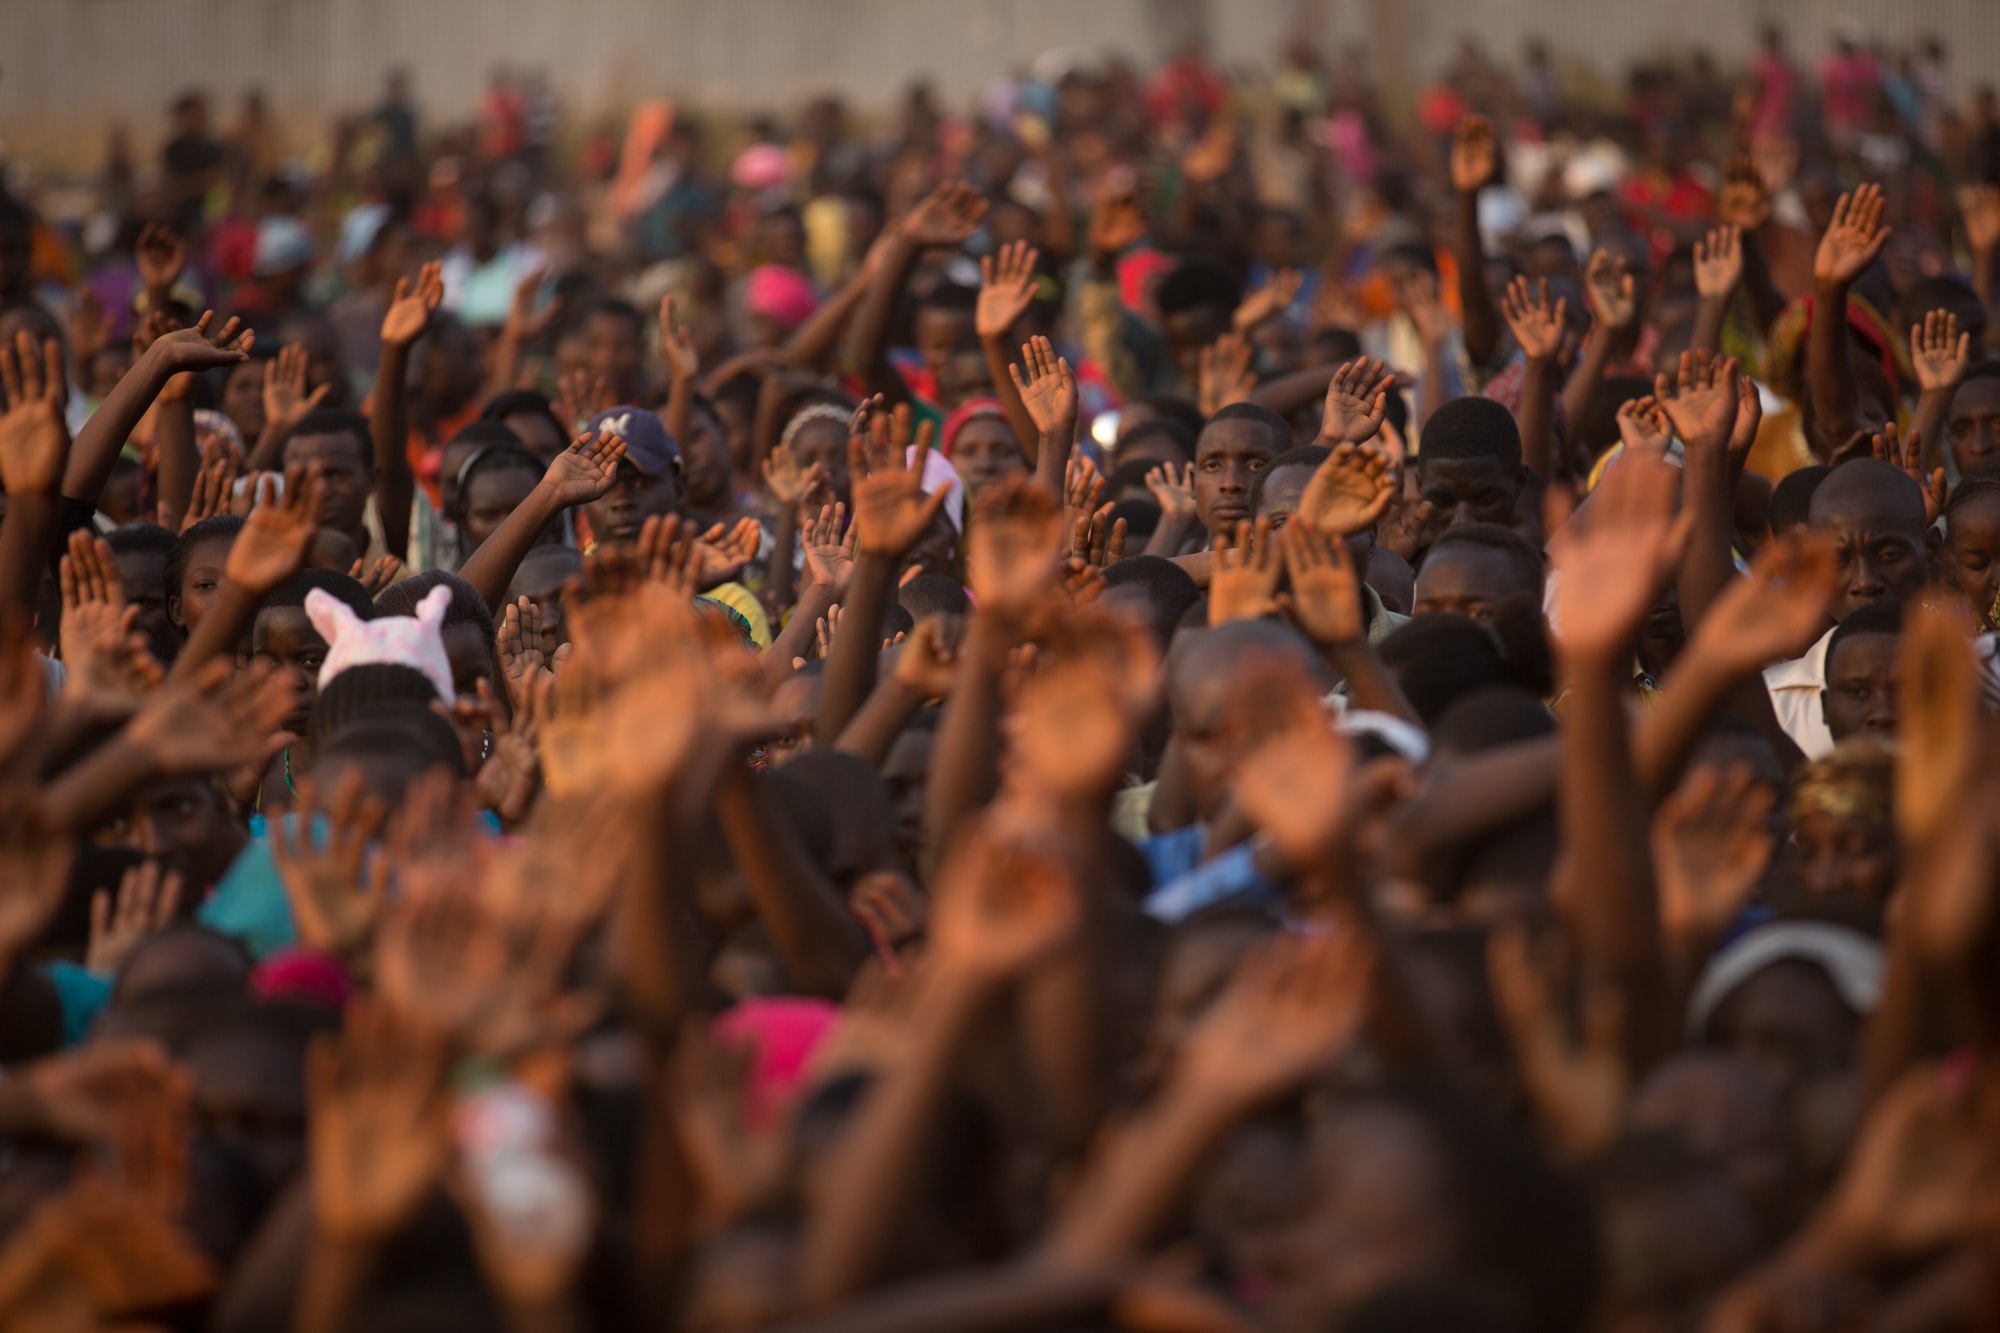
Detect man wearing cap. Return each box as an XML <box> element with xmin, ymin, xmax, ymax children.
<box><xmin>581</xmin><ymin>405</ymin><xmax>770</xmax><ymax>647</ymax></box>
<box><xmin>237</xmin><ymin>214</ymin><xmax>316</xmax><ymax>330</ymax></box>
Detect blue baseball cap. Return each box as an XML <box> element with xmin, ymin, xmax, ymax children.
<box><xmin>588</xmin><ymin>406</ymin><xmax>680</xmax><ymax>477</ymax></box>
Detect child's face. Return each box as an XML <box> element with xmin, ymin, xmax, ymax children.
<box><xmin>172</xmin><ymin>535</ymin><xmax>234</xmax><ymax>635</ymax></box>
<box><xmin>251</xmin><ymin>606</ymin><xmax>328</xmax><ymax>735</ymax></box>
<box><xmin>1819</xmin><ymin>632</ymin><xmax>1899</xmax><ymax>744</ymax></box>
<box><xmin>584</xmin><ymin>312</ymin><xmax>644</xmax><ymax>400</ymax></box>
<box><xmin>1945</xmin><ymin>491</ymin><xmax>2000</xmax><ymax>625</ymax></box>
<box><xmin>462</xmin><ymin>464</ymin><xmax>541</xmax><ymax>553</ymax></box>
<box><xmin>914</xmin><ymin>306</ymin><xmax>971</xmax><ymax>378</ymax></box>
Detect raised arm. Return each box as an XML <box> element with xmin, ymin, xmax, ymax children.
<box><xmin>1908</xmin><ymin>310</ymin><xmax>1972</xmax><ymax>471</ymax></box>
<box><xmin>1448</xmin><ymin>116</ymin><xmax>1504</xmax><ymax>368</ymax></box>
<box><xmin>976</xmin><ymin>242</ymin><xmax>1047</xmax><ymax>460</ymax></box>
<box><xmin>1807</xmin><ymin>184</ymin><xmax>1891</xmax><ymax>457</ymax></box>
<box><xmin>171</xmin><ymin>462</ymin><xmax>325</xmax><ymax>680</ymax></box>
<box><xmin>1691</xmin><ymin>225</ymin><xmax>1744</xmax><ymax>355</ymax></box>
<box><xmin>0</xmin><ymin>335</ymin><xmax>72</xmax><ymax>614</ymax></box>
<box><xmin>1500</xmin><ymin>277</ymin><xmax>1567</xmax><ymax>482</ymax></box>
<box><xmin>66</xmin><ymin>313</ymin><xmax>252</xmax><ymax>506</ymax></box>
<box><xmin>1009</xmin><ymin>335</ymin><xmax>1077</xmax><ymax>493</ymax></box>
<box><xmin>839</xmin><ymin>182</ymin><xmax>987</xmax><ymax>392</ymax></box>
<box><xmin>369</xmin><ymin>261</ymin><xmax>445</xmax><ymax>560</ymax></box>
<box><xmin>458</xmin><ymin>432</ymin><xmax>624</xmax><ymax>612</ymax></box>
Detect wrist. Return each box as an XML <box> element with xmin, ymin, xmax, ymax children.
<box><xmin>1812</xmin><ymin>277</ymin><xmax>1851</xmax><ymax>300</ymax></box>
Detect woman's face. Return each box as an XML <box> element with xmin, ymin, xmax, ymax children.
<box><xmin>223</xmin><ymin>361</ymin><xmax>268</xmax><ymax>439</ymax></box>
<box><xmin>949</xmin><ymin>417</ymin><xmax>1025</xmax><ymax>500</ymax></box>
<box><xmin>462</xmin><ymin>464</ymin><xmax>542</xmax><ymax>553</ymax></box>
<box><xmin>170</xmin><ymin>535</ymin><xmax>235</xmax><ymax>636</ymax></box>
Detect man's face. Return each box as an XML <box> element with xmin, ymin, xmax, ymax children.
<box><xmin>913</xmin><ymin>307</ymin><xmax>971</xmax><ymax>379</ymax></box>
<box><xmin>1946</xmin><ymin>378</ymin><xmax>2000</xmax><ymax>476</ymax></box>
<box><xmin>113</xmin><ymin>548</ymin><xmax>181</xmax><ymax>666</ymax></box>
<box><xmin>97</xmin><ymin>777</ymin><xmax>243</xmax><ymax>890</ymax></box>
<box><xmin>1194</xmin><ymin>420</ymin><xmax>1277</xmax><ymax>536</ymax></box>
<box><xmin>1813</xmin><ymin>490</ymin><xmax>1931</xmax><ymax>622</ymax></box>
<box><xmin>583</xmin><ymin>460</ymin><xmax>680</xmax><ymax>549</ymax></box>
<box><xmin>285</xmin><ymin>431</ymin><xmax>374</xmax><ymax>537</ymax></box>
<box><xmin>1821</xmin><ymin>632</ymin><xmax>1899</xmax><ymax>743</ymax></box>
<box><xmin>1412</xmin><ymin>541</ymin><xmax>1528</xmax><ymax>624</ymax></box>
<box><xmin>585</xmin><ymin>313</ymin><xmax>644</xmax><ymax>401</ymax></box>
<box><xmin>251</xmin><ymin>606</ymin><xmax>327</xmax><ymax>735</ymax></box>
<box><xmin>1419</xmin><ymin>456</ymin><xmax>1521</xmax><ymax>530</ymax></box>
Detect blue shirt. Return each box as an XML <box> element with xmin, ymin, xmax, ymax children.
<box><xmin>1137</xmin><ymin>826</ymin><xmax>1281</xmax><ymax>923</ymax></box>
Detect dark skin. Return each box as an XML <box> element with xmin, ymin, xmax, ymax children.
<box><xmin>1944</xmin><ymin>377</ymin><xmax>2000</xmax><ymax>475</ymax></box>
<box><xmin>251</xmin><ymin>605</ymin><xmax>329</xmax><ymax>737</ymax></box>
<box><xmin>1193</xmin><ymin>420</ymin><xmax>1278</xmax><ymax>536</ymax></box>
<box><xmin>1412</xmin><ymin>542</ymin><xmax>1532</xmax><ymax>624</ymax></box>
<box><xmin>169</xmin><ymin>534</ymin><xmax>232</xmax><ymax>636</ymax></box>
<box><xmin>112</xmin><ymin>548</ymin><xmax>180</xmax><ymax>667</ymax></box>
<box><xmin>1418</xmin><ymin>455</ymin><xmax>1522</xmax><ymax>530</ymax></box>
<box><xmin>1944</xmin><ymin>489</ymin><xmax>2000</xmax><ymax>624</ymax></box>
<box><xmin>584</xmin><ymin>310</ymin><xmax>647</xmax><ymax>403</ymax></box>
<box><xmin>1820</xmin><ymin>631</ymin><xmax>1899</xmax><ymax>744</ymax></box>
<box><xmin>460</xmin><ymin>462</ymin><xmax>544</xmax><ymax>554</ymax></box>
<box><xmin>791</xmin><ymin>418</ymin><xmax>854</xmax><ymax>506</ymax></box>
<box><xmin>284</xmin><ymin>430</ymin><xmax>376</xmax><ymax>554</ymax></box>
<box><xmin>1704</xmin><ymin>962</ymin><xmax>1860</xmax><ymax>1099</ymax></box>
<box><xmin>950</xmin><ymin>417</ymin><xmax>1027</xmax><ymax>502</ymax></box>
<box><xmin>1795</xmin><ymin>808</ymin><xmax>1899</xmax><ymax>904</ymax></box>
<box><xmin>913</xmin><ymin>307</ymin><xmax>973</xmax><ymax>387</ymax></box>
<box><xmin>581</xmin><ymin>461</ymin><xmax>681</xmax><ymax>550</ymax></box>
<box><xmin>1807</xmin><ymin>477</ymin><xmax>1934</xmax><ymax>623</ymax></box>
<box><xmin>92</xmin><ymin>776</ymin><xmax>247</xmax><ymax>891</ymax></box>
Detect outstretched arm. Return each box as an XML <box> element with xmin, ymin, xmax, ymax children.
<box><xmin>370</xmin><ymin>261</ymin><xmax>445</xmax><ymax>560</ymax></box>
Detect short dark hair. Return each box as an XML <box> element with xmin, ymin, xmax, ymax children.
<box><xmin>449</xmin><ymin>443</ymin><xmax>545</xmax><ymax>524</ymax></box>
<box><xmin>1129</xmin><ymin>394</ymin><xmax>1206</xmax><ymax>438</ymax></box>
<box><xmin>262</xmin><ymin>567</ymin><xmax>374</xmax><ymax>619</ymax></box>
<box><xmin>165</xmin><ymin>515</ymin><xmax>244</xmax><ymax>603</ymax></box>
<box><xmin>1251</xmin><ymin>444</ymin><xmax>1330</xmax><ymax>514</ymax></box>
<box><xmin>103</xmin><ymin>523</ymin><xmax>177</xmax><ymax>563</ymax></box>
<box><xmin>1205</xmin><ymin>402</ymin><xmax>1290</xmax><ymax>456</ymax></box>
<box><xmin>317</xmin><ymin>701</ymin><xmax>467</xmax><ymax>779</ymax></box>
<box><xmin>375</xmin><ymin>570</ymin><xmax>494</xmax><ymax>643</ymax></box>
<box><xmin>1422</xmin><ymin>396</ymin><xmax>1523</xmax><ymax>470</ymax></box>
<box><xmin>1425</xmin><ymin>522</ymin><xmax>1547</xmax><ymax>597</ymax></box>
<box><xmin>1101</xmin><ymin>555</ymin><xmax>1202</xmax><ymax>652</ymax></box>
<box><xmin>587</xmin><ymin>298</ymin><xmax>646</xmax><ymax>336</ymax></box>
<box><xmin>1900</xmin><ymin>276</ymin><xmax>1987</xmax><ymax>347</ymax></box>
<box><xmin>1156</xmin><ymin>261</ymin><xmax>1241</xmax><ymax>318</ymax></box>
<box><xmin>1946</xmin><ymin>462</ymin><xmax>2000</xmax><ymax>525</ymax></box>
<box><xmin>480</xmin><ymin>388</ymin><xmax>568</xmax><ymax>442</ymax></box>
<box><xmin>919</xmin><ymin>283</ymin><xmax>979</xmax><ymax>314</ymax></box>
<box><xmin>1825</xmin><ymin>598</ymin><xmax>1904</xmax><ymax>670</ymax></box>
<box><xmin>289</xmin><ymin>409</ymin><xmax>372</xmax><ymax>464</ymax></box>
<box><xmin>899</xmin><ymin>574</ymin><xmax>970</xmax><ymax>621</ymax></box>
<box><xmin>1769</xmin><ymin>465</ymin><xmax>1831</xmax><ymax>535</ymax></box>
<box><xmin>1118</xmin><ymin>418</ymin><xmax>1198</xmax><ymax>465</ymax></box>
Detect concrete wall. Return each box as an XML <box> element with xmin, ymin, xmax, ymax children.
<box><xmin>0</xmin><ymin>0</ymin><xmax>1994</xmax><ymax>164</ymax></box>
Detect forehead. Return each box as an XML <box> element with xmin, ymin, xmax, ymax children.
<box><xmin>1825</xmin><ymin>630</ymin><xmax>1899</xmax><ymax>675</ymax></box>
<box><xmin>253</xmin><ymin>605</ymin><xmax>322</xmax><ymax>652</ymax></box>
<box><xmin>1197</xmin><ymin>419</ymin><xmax>1278</xmax><ymax>462</ymax></box>
<box><xmin>1255</xmin><ymin>461</ymin><xmax>1315</xmax><ymax>517</ymax></box>
<box><xmin>1808</xmin><ymin>485</ymin><xmax>1921</xmax><ymax>537</ymax></box>
<box><xmin>953</xmin><ymin>417</ymin><xmax>1015</xmax><ymax>453</ymax></box>
<box><xmin>1416</xmin><ymin>540</ymin><xmax>1527</xmax><ymax>595</ymax></box>
<box><xmin>1948</xmin><ymin>376</ymin><xmax>2000</xmax><ymax>417</ymax></box>
<box><xmin>466</xmin><ymin>462</ymin><xmax>541</xmax><ymax>501</ymax></box>
<box><xmin>287</xmin><ymin>430</ymin><xmax>368</xmax><ymax>467</ymax></box>
<box><xmin>1421</xmin><ymin>454</ymin><xmax>1511</xmax><ymax>488</ymax></box>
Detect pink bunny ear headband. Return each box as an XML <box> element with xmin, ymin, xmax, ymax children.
<box><xmin>305</xmin><ymin>582</ymin><xmax>456</xmax><ymax>705</ymax></box>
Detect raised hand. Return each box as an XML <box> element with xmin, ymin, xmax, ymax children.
<box><xmin>135</xmin><ymin>222</ymin><xmax>187</xmax><ymax>297</ymax></box>
<box><xmin>177</xmin><ymin>441</ymin><xmax>240</xmax><ymax>533</ymax></box>
<box><xmin>1209</xmin><ymin>517</ymin><xmax>1282</xmax><ymax>625</ymax></box>
<box><xmin>381</xmin><ymin>260</ymin><xmax>446</xmax><ymax>347</ymax></box>
<box><xmin>901</xmin><ymin>180</ymin><xmax>988</xmax><ymax>249</ymax></box>
<box><xmin>1299</xmin><ymin>439</ymin><xmax>1399</xmax><ymax>535</ymax></box>
<box><xmin>1546</xmin><ymin>449</ymin><xmax>1687</xmax><ymax>662</ymax></box>
<box><xmin>261</xmin><ymin>343</ymin><xmax>332</xmax><ymax>436</ymax></box>
<box><xmin>59</xmin><ymin>528</ymin><xmax>160</xmax><ymax>718</ymax></box>
<box><xmin>1869</xmin><ymin>420</ymin><xmax>1945</xmax><ymax>524</ymax></box>
<box><xmin>474</xmin><ymin>678</ymin><xmax>543</xmax><ymax>824</ymax></box>
<box><xmin>1488</xmin><ymin>924</ymin><xmax>1628</xmax><ymax>1160</ymax></box>
<box><xmin>1727</xmin><ymin>372</ymin><xmax>1763</xmax><ymax>468</ymax></box>
<box><xmin>1911</xmin><ymin>309</ymin><xmax>1972</xmax><ymax>394</ymax></box>
<box><xmin>1693</xmin><ymin>225</ymin><xmax>1743</xmax><ymax>302</ymax></box>
<box><xmin>0</xmin><ymin>794</ymin><xmax>75</xmax><ymax>968</ymax></box>
<box><xmin>1615</xmin><ymin>396</ymin><xmax>1673</xmax><ymax>457</ymax></box>
<box><xmin>0</xmin><ymin>330</ymin><xmax>71</xmax><ymax>495</ymax></box>
<box><xmin>542</xmin><ymin>430</ymin><xmax>627</xmax><ymax>508</ymax></box>
<box><xmin>1396</xmin><ymin>268</ymin><xmax>1454</xmax><ymax>351</ymax></box>
<box><xmin>13</xmin><ymin>1039</ymin><xmax>184</xmax><ymax>1143</ymax></box>
<box><xmin>225</xmin><ymin>461</ymin><xmax>327</xmax><ymax>594</ymax></box>
<box><xmin>1655</xmin><ymin>350</ymin><xmax>1742</xmax><ymax>455</ymax></box>
<box><xmin>1087</xmin><ymin>191</ymin><xmax>1147</xmax><ymax>264</ymax></box>
<box><xmin>929</xmin><ymin>811</ymin><xmax>1082</xmax><ymax>979</ymax></box>
<box><xmin>659</xmin><ymin>292</ymin><xmax>700</xmax><ymax>383</ymax></box>
<box><xmin>498</xmin><ymin>597</ymin><xmax>557</xmax><ymax>709</ymax></box>
<box><xmin>1502</xmin><ymin>275</ymin><xmax>1567</xmax><ymax>362</ymax></box>
<box><xmin>1277</xmin><ymin>515</ymin><xmax>1364</xmax><ymax>647</ymax></box>
<box><xmin>1896</xmin><ymin>602</ymin><xmax>1982</xmax><ymax>853</ymax></box>
<box><xmin>763</xmin><ymin>441</ymin><xmax>828</xmax><ymax>511</ymax></box>
<box><xmin>1196</xmin><ymin>333</ymin><xmax>1256</xmax><ymax>417</ymax></box>
<box><xmin>145</xmin><ymin>310</ymin><xmax>255</xmax><ymax>375</ymax></box>
<box><xmin>1233</xmin><ymin>268</ymin><xmax>1304</xmax><ymax>335</ymax></box>
<box><xmin>968</xmin><ymin>478</ymin><xmax>1062</xmax><ymax>619</ymax></box>
<box><xmin>86</xmin><ymin>860</ymin><xmax>184</xmax><ymax>976</ymax></box>
<box><xmin>893</xmin><ymin>614</ymin><xmax>960</xmax><ymax>700</ymax></box>
<box><xmin>349</xmin><ymin>554</ymin><xmax>403</xmax><ymax>596</ymax></box>
<box><xmin>1684</xmin><ymin>531</ymin><xmax>1838</xmax><ymax>675</ymax></box>
<box><xmin>307</xmin><ymin>996</ymin><xmax>451</xmax><ymax>1242</ymax></box>
<box><xmin>1179</xmin><ymin>929</ymin><xmax>1375</xmax><ymax>1109</ymax></box>
<box><xmin>1450</xmin><ymin>114</ymin><xmax>1499</xmax><ymax>194</ymax></box>
<box><xmin>1813</xmin><ymin>183</ymin><xmax>1890</xmax><ymax>289</ymax></box>
<box><xmin>69</xmin><ymin>287</ymin><xmax>110</xmax><ymax>369</ymax></box>
<box><xmin>848</xmin><ymin>402</ymin><xmax>948</xmax><ymax>557</ymax></box>
<box><xmin>1652</xmin><ymin>763</ymin><xmax>1774</xmax><ymax>948</ymax></box>
<box><xmin>129</xmin><ymin>659</ymin><xmax>296</xmax><ymax>776</ymax></box>
<box><xmin>271</xmin><ymin>771</ymin><xmax>390</xmax><ymax>959</ymax></box>
<box><xmin>1584</xmin><ymin>250</ymin><xmax>1638</xmax><ymax>331</ymax></box>
<box><xmin>801</xmin><ymin>501</ymin><xmax>855</xmax><ymax>595</ymax></box>
<box><xmin>1069</xmin><ymin>504</ymin><xmax>1126</xmax><ymax>571</ymax></box>
<box><xmin>1144</xmin><ymin>462</ymin><xmax>1196</xmax><ymax>522</ymax></box>
<box><xmin>1010</xmin><ymin>334</ymin><xmax>1078</xmax><ymax>439</ymax></box>
<box><xmin>507</xmin><ymin>265</ymin><xmax>556</xmax><ymax>341</ymax></box>
<box><xmin>978</xmin><ymin>241</ymin><xmax>1042</xmax><ymax>340</ymax></box>
<box><xmin>1959</xmin><ymin>184</ymin><xmax>2000</xmax><ymax>257</ymax></box>
<box><xmin>1318</xmin><ymin>356</ymin><xmax>1393</xmax><ymax>445</ymax></box>
<box><xmin>1718</xmin><ymin>155</ymin><xmax>1772</xmax><ymax>233</ymax></box>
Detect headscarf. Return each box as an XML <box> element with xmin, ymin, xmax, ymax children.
<box><xmin>940</xmin><ymin>397</ymin><xmax>1008</xmax><ymax>458</ymax></box>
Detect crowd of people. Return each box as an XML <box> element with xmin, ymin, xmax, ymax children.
<box><xmin>0</xmin><ymin>16</ymin><xmax>1996</xmax><ymax>1332</ymax></box>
